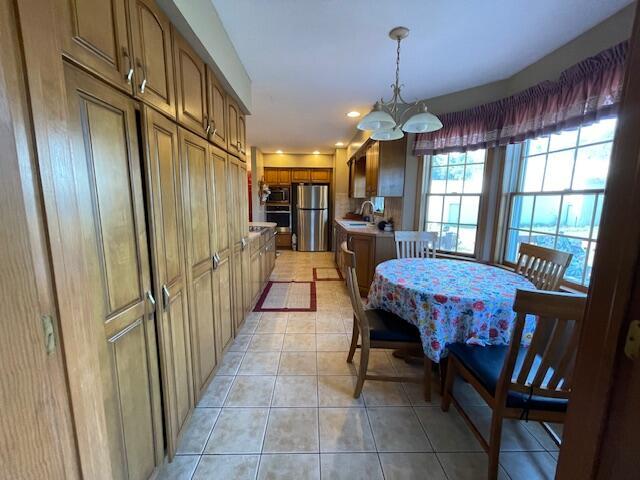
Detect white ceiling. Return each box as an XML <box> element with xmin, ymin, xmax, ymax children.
<box><xmin>211</xmin><ymin>0</ymin><xmax>631</xmax><ymax>154</ymax></box>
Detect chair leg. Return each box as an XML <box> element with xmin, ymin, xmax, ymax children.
<box><xmin>487</xmin><ymin>412</ymin><xmax>504</xmax><ymax>480</ymax></box>
<box><xmin>423</xmin><ymin>356</ymin><xmax>432</xmax><ymax>403</ymax></box>
<box><xmin>441</xmin><ymin>357</ymin><xmax>456</xmax><ymax>412</ymax></box>
<box><xmin>346</xmin><ymin>315</ymin><xmax>358</xmax><ymax>363</ymax></box>
<box><xmin>353</xmin><ymin>344</ymin><xmax>369</xmax><ymax>398</ymax></box>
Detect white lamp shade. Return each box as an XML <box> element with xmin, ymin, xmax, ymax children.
<box><xmin>371</xmin><ymin>127</ymin><xmax>404</xmax><ymax>141</ymax></box>
<box><xmin>402</xmin><ymin>111</ymin><xmax>443</xmax><ymax>133</ymax></box>
<box><xmin>357</xmin><ymin>108</ymin><xmax>396</xmax><ymax>131</ymax></box>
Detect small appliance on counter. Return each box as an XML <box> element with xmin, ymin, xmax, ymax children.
<box><xmin>296</xmin><ymin>185</ymin><xmax>328</xmax><ymax>251</ymax></box>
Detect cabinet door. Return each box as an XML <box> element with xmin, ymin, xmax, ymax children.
<box><xmin>207</xmin><ymin>68</ymin><xmax>228</xmax><ymax>150</ymax></box>
<box><xmin>369</xmin><ymin>142</ymin><xmax>380</xmax><ymax>196</ymax></box>
<box><xmin>129</xmin><ymin>0</ymin><xmax>176</xmax><ymax>118</ymax></box>
<box><xmin>311</xmin><ymin>169</ymin><xmax>331</xmax><ymax>183</ymax></box>
<box><xmin>241</xmin><ymin>246</ymin><xmax>252</xmax><ymax>313</ymax></box>
<box><xmin>57</xmin><ymin>0</ymin><xmax>133</xmax><ymax>93</ymax></box>
<box><xmin>179</xmin><ymin>128</ymin><xmax>218</xmax><ymax>399</ymax></box>
<box><xmin>277</xmin><ymin>169</ymin><xmax>291</xmax><ymax>185</ymax></box>
<box><xmin>211</xmin><ymin>147</ymin><xmax>233</xmax><ymax>350</ymax></box>
<box><xmin>349</xmin><ymin>234</ymin><xmax>375</xmax><ymax>296</ymax></box>
<box><xmin>291</xmin><ymin>168</ymin><xmax>310</xmax><ymax>183</ymax></box>
<box><xmin>227</xmin><ymin>97</ymin><xmax>240</xmax><ymax>156</ymax></box>
<box><xmin>141</xmin><ymin>107</ymin><xmax>192</xmax><ymax>460</ymax></box>
<box><xmin>65</xmin><ymin>65</ymin><xmax>163</xmax><ymax>480</ymax></box>
<box><xmin>251</xmin><ymin>251</ymin><xmax>261</xmax><ymax>303</ymax></box>
<box><xmin>238</xmin><ymin>112</ymin><xmax>247</xmax><ymax>160</ymax></box>
<box><xmin>173</xmin><ymin>28</ymin><xmax>208</xmax><ymax>138</ymax></box>
<box><xmin>264</xmin><ymin>168</ymin><xmax>279</xmax><ymax>185</ymax></box>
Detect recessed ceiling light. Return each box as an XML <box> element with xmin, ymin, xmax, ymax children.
<box><xmin>276</xmin><ymin>150</ymin><xmax>283</xmax><ymax>154</ymax></box>
<box><xmin>312</xmin><ymin>150</ymin><xmax>320</xmax><ymax>154</ymax></box>
<box><xmin>346</xmin><ymin>111</ymin><xmax>361</xmax><ymax>118</ymax></box>
<box><xmin>335</xmin><ymin>142</ymin><xmax>344</xmax><ymax>147</ymax></box>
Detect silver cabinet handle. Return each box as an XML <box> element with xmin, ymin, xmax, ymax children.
<box><xmin>206</xmin><ymin>123</ymin><xmax>212</xmax><ymax>135</ymax></box>
<box><xmin>212</xmin><ymin>252</ymin><xmax>220</xmax><ymax>270</ymax></box>
<box><xmin>136</xmin><ymin>59</ymin><xmax>147</xmax><ymax>93</ymax></box>
<box><xmin>162</xmin><ymin>285</ymin><xmax>170</xmax><ymax>311</ymax></box>
<box><xmin>123</xmin><ymin>48</ymin><xmax>134</xmax><ymax>84</ymax></box>
<box><xmin>146</xmin><ymin>291</ymin><xmax>156</xmax><ymax>313</ymax></box>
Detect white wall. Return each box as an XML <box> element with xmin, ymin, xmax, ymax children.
<box><xmin>157</xmin><ymin>0</ymin><xmax>252</xmax><ymax>112</ymax></box>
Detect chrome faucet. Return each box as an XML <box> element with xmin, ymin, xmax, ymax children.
<box><xmin>358</xmin><ymin>200</ymin><xmax>376</xmax><ymax>218</ymax></box>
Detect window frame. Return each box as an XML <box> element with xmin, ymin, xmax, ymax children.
<box><xmin>421</xmin><ymin>149</ymin><xmax>490</xmax><ymax>258</ymax></box>
<box><xmin>500</xmin><ymin>120</ymin><xmax>615</xmax><ymax>289</ymax></box>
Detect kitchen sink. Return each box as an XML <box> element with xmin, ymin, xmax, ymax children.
<box><xmin>345</xmin><ymin>221</ymin><xmax>375</xmax><ymax>227</ymax></box>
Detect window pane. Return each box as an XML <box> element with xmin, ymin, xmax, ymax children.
<box><xmin>449</xmin><ymin>152</ymin><xmax>465</xmax><ymax>165</ymax></box>
<box><xmin>446</xmin><ymin>166</ymin><xmax>464</xmax><ymax>193</ymax></box>
<box><xmin>527</xmin><ymin>136</ymin><xmax>549</xmax><ymax>156</ymax></box>
<box><xmin>532</xmin><ymin>195</ymin><xmax>560</xmax><ymax>233</ymax></box>
<box><xmin>429</xmin><ymin>166</ymin><xmax>447</xmax><ymax>193</ymax></box>
<box><xmin>585</xmin><ymin>242</ymin><xmax>597</xmax><ymax>285</ymax></box>
<box><xmin>529</xmin><ymin>232</ymin><xmax>557</xmax><ymax>249</ymax></box>
<box><xmin>459</xmin><ymin>196</ymin><xmax>480</xmax><ymax>224</ymax></box>
<box><xmin>457</xmin><ymin>226</ymin><xmax>477</xmax><ymax>254</ymax></box>
<box><xmin>463</xmin><ymin>164</ymin><xmax>484</xmax><ymax>193</ymax></box>
<box><xmin>443</xmin><ymin>196</ymin><xmax>461</xmax><ymax>223</ymax></box>
<box><xmin>549</xmin><ymin>129</ymin><xmax>578</xmax><ymax>152</ymax></box>
<box><xmin>427</xmin><ymin>195</ymin><xmax>443</xmax><ymax>222</ymax></box>
<box><xmin>505</xmin><ymin>229</ymin><xmax>530</xmax><ymax>262</ymax></box>
<box><xmin>466</xmin><ymin>149</ymin><xmax>486</xmax><ymax>164</ymax></box>
<box><xmin>543</xmin><ymin>150</ymin><xmax>574</xmax><ymax>191</ymax></box>
<box><xmin>432</xmin><ymin>154</ymin><xmax>448</xmax><ymax>166</ymax></box>
<box><xmin>556</xmin><ymin>236</ymin><xmax>589</xmax><ymax>284</ymax></box>
<box><xmin>579</xmin><ymin>118</ymin><xmax>617</xmax><ymax>145</ymax></box>
<box><xmin>572</xmin><ymin>143</ymin><xmax>612</xmax><ymax>190</ymax></box>
<box><xmin>592</xmin><ymin>194</ymin><xmax>603</xmax><ymax>239</ymax></box>
<box><xmin>558</xmin><ymin>194</ymin><xmax>596</xmax><ymax>239</ymax></box>
<box><xmin>426</xmin><ymin>222</ymin><xmax>442</xmax><ymax>247</ymax></box>
<box><xmin>510</xmin><ymin>195</ymin><xmax>534</xmax><ymax>229</ymax></box>
<box><xmin>440</xmin><ymin>224</ymin><xmax>459</xmax><ymax>251</ymax></box>
<box><xmin>521</xmin><ymin>154</ymin><xmax>546</xmax><ymax>192</ymax></box>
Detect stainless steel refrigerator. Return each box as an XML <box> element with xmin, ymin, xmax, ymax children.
<box><xmin>297</xmin><ymin>185</ymin><xmax>328</xmax><ymax>251</ymax></box>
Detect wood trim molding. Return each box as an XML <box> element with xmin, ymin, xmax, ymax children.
<box><xmin>557</xmin><ymin>4</ymin><xmax>640</xmax><ymax>478</ymax></box>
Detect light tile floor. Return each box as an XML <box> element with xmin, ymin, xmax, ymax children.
<box><xmin>158</xmin><ymin>251</ymin><xmax>560</xmax><ymax>479</ymax></box>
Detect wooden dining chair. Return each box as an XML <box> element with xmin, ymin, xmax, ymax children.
<box><xmin>514</xmin><ymin>243</ymin><xmax>573</xmax><ymax>291</ymax></box>
<box><xmin>394</xmin><ymin>230</ymin><xmax>438</xmax><ymax>259</ymax></box>
<box><xmin>441</xmin><ymin>288</ymin><xmax>587</xmax><ymax>480</ymax></box>
<box><xmin>341</xmin><ymin>241</ymin><xmax>432</xmax><ymax>401</ymax></box>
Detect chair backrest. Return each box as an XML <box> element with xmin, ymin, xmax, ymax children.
<box><xmin>341</xmin><ymin>241</ymin><xmax>370</xmax><ymax>335</ymax></box>
<box><xmin>514</xmin><ymin>243</ymin><xmax>573</xmax><ymax>291</ymax></box>
<box><xmin>496</xmin><ymin>289</ymin><xmax>587</xmax><ymax>404</ymax></box>
<box><xmin>395</xmin><ymin>231</ymin><xmax>438</xmax><ymax>259</ymax></box>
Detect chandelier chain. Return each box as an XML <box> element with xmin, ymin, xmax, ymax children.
<box><xmin>395</xmin><ymin>37</ymin><xmax>401</xmax><ymax>98</ymax></box>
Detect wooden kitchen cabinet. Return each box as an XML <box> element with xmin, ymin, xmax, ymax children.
<box><xmin>277</xmin><ymin>169</ymin><xmax>291</xmax><ymax>184</ymax></box>
<box><xmin>291</xmin><ymin>168</ymin><xmax>311</xmax><ymax>182</ymax></box>
<box><xmin>56</xmin><ymin>0</ymin><xmax>133</xmax><ymax>93</ymax></box>
<box><xmin>276</xmin><ymin>232</ymin><xmax>292</xmax><ymax>248</ymax></box>
<box><xmin>238</xmin><ymin>112</ymin><xmax>247</xmax><ymax>160</ymax></box>
<box><xmin>128</xmin><ymin>0</ymin><xmax>176</xmax><ymax>118</ymax></box>
<box><xmin>227</xmin><ymin>96</ymin><xmax>240</xmax><ymax>157</ymax></box>
<box><xmin>206</xmin><ymin>67</ymin><xmax>228</xmax><ymax>150</ymax></box>
<box><xmin>349</xmin><ymin>157</ymin><xmax>367</xmax><ymax>198</ymax></box>
<box><xmin>142</xmin><ymin>106</ymin><xmax>193</xmax><ymax>460</ymax></box>
<box><xmin>264</xmin><ymin>168</ymin><xmax>279</xmax><ymax>184</ymax></box>
<box><xmin>173</xmin><ymin>27</ymin><xmax>208</xmax><ymax>138</ymax></box>
<box><xmin>65</xmin><ymin>64</ymin><xmax>164</xmax><ymax>478</ymax></box>
<box><xmin>349</xmin><ymin>138</ymin><xmax>405</xmax><ymax>198</ymax></box>
<box><xmin>311</xmin><ymin>168</ymin><xmax>331</xmax><ymax>183</ymax></box>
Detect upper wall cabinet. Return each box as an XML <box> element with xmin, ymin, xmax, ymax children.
<box><xmin>238</xmin><ymin>112</ymin><xmax>247</xmax><ymax>160</ymax></box>
<box><xmin>227</xmin><ymin>96</ymin><xmax>240</xmax><ymax>157</ymax></box>
<box><xmin>172</xmin><ymin>27</ymin><xmax>208</xmax><ymax>138</ymax></box>
<box><xmin>357</xmin><ymin>138</ymin><xmax>406</xmax><ymax>197</ymax></box>
<box><xmin>128</xmin><ymin>0</ymin><xmax>176</xmax><ymax>118</ymax></box>
<box><xmin>207</xmin><ymin>67</ymin><xmax>228</xmax><ymax>150</ymax></box>
<box><xmin>57</xmin><ymin>0</ymin><xmax>133</xmax><ymax>92</ymax></box>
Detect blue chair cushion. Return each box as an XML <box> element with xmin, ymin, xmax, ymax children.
<box><xmin>366</xmin><ymin>309</ymin><xmax>422</xmax><ymax>343</ymax></box>
<box><xmin>447</xmin><ymin>343</ymin><xmax>568</xmax><ymax>413</ymax></box>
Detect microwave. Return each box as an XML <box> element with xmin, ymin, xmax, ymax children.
<box><xmin>267</xmin><ymin>186</ymin><xmax>290</xmax><ymax>203</ymax></box>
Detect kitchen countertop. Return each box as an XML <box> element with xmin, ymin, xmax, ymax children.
<box><xmin>334</xmin><ymin>219</ymin><xmax>395</xmax><ymax>238</ymax></box>
<box><xmin>249</xmin><ymin>221</ymin><xmax>277</xmax><ymax>228</ymax></box>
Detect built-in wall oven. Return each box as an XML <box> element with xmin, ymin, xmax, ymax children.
<box><xmin>266</xmin><ymin>186</ymin><xmax>290</xmax><ymax>204</ymax></box>
<box><xmin>266</xmin><ymin>205</ymin><xmax>291</xmax><ymax>232</ymax></box>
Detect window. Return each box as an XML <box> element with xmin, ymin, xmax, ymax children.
<box><xmin>504</xmin><ymin>118</ymin><xmax>616</xmax><ymax>286</ymax></box>
<box><xmin>371</xmin><ymin>197</ymin><xmax>385</xmax><ymax>214</ymax></box>
<box><xmin>424</xmin><ymin>149</ymin><xmax>486</xmax><ymax>255</ymax></box>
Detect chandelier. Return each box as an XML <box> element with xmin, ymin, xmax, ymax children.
<box><xmin>357</xmin><ymin>26</ymin><xmax>443</xmax><ymax>140</ymax></box>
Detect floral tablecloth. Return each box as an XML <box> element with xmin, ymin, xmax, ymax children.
<box><xmin>366</xmin><ymin>258</ymin><xmax>536</xmax><ymax>362</ymax></box>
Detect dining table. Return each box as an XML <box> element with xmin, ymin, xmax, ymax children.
<box><xmin>366</xmin><ymin>258</ymin><xmax>536</xmax><ymax>362</ymax></box>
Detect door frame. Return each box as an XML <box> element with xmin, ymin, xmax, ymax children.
<box><xmin>558</xmin><ymin>4</ymin><xmax>640</xmax><ymax>478</ymax></box>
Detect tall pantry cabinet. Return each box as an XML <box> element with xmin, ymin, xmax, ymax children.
<box><xmin>47</xmin><ymin>0</ymin><xmax>252</xmax><ymax>476</ymax></box>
